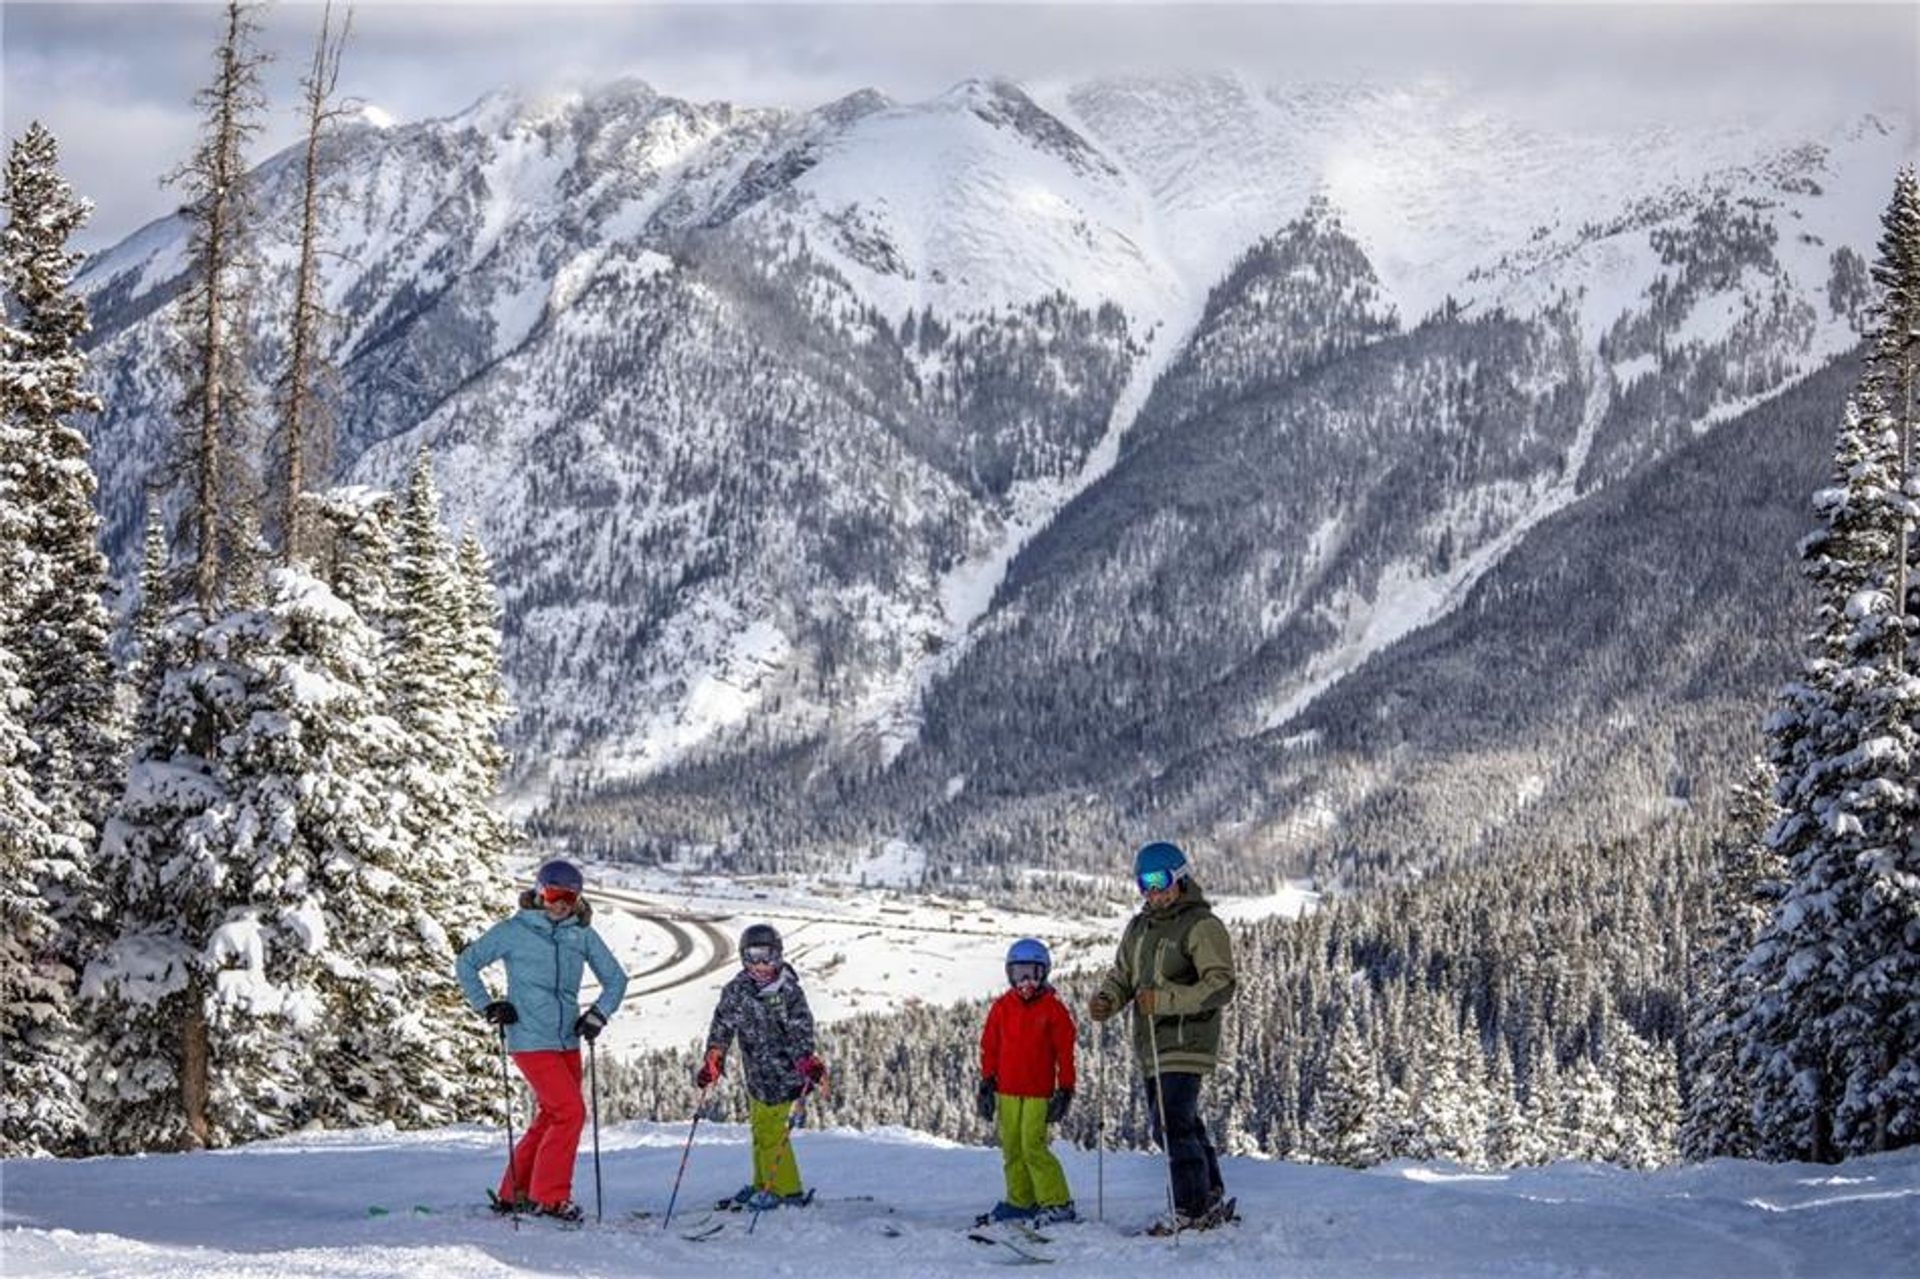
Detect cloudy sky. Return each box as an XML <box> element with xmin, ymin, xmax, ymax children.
<box><xmin>4</xmin><ymin>2</ymin><xmax>1916</xmax><ymax>251</ymax></box>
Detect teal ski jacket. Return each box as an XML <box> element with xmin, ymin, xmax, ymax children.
<box><xmin>456</xmin><ymin>906</ymin><xmax>628</xmax><ymax>1053</ymax></box>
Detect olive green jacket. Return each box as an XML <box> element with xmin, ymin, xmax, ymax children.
<box><xmin>1095</xmin><ymin>881</ymin><xmax>1237</xmax><ymax>1076</ymax></box>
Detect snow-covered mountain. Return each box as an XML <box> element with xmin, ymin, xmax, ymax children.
<box><xmin>4</xmin><ymin>1117</ymin><xmax>1918</xmax><ymax>1276</ymax></box>
<box><xmin>75</xmin><ymin>74</ymin><xmax>1914</xmax><ymax>878</ymax></box>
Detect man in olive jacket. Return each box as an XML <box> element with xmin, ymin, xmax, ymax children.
<box><xmin>1089</xmin><ymin>840</ymin><xmax>1237</xmax><ymax>1228</ymax></box>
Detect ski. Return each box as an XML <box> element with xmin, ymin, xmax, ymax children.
<box><xmin>365</xmin><ymin>1204</ymin><xmax>434</xmax><ymax>1217</ymax></box>
<box><xmin>680</xmin><ymin>1220</ymin><xmax>727</xmax><ymax>1242</ymax></box>
<box><xmin>970</xmin><ymin>1216</ymin><xmax>1053</xmax><ymax>1244</ymax></box>
<box><xmin>967</xmin><ymin>1228</ymin><xmax>1054</xmax><ymax>1264</ymax></box>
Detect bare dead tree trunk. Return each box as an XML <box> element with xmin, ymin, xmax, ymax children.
<box><xmin>280</xmin><ymin>1</ymin><xmax>352</xmax><ymax>563</ymax></box>
<box><xmin>174</xmin><ymin>0</ymin><xmax>266</xmax><ymax>614</ymax></box>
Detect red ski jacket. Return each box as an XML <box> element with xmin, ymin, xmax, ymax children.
<box><xmin>980</xmin><ymin>986</ymin><xmax>1077</xmax><ymax>1099</ymax></box>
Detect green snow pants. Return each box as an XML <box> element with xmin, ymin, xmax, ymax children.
<box><xmin>750</xmin><ymin>1097</ymin><xmax>803</xmax><ymax>1196</ymax></box>
<box><xmin>996</xmin><ymin>1093</ymin><xmax>1071</xmax><ymax>1209</ymax></box>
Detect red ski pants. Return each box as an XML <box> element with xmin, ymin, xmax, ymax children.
<box><xmin>501</xmin><ymin>1049</ymin><xmax>585</xmax><ymax>1208</ymax></box>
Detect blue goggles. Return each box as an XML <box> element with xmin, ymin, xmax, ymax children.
<box><xmin>742</xmin><ymin>944</ymin><xmax>781</xmax><ymax>966</ymax></box>
<box><xmin>1136</xmin><ymin>868</ymin><xmax>1182</xmax><ymax>894</ymax></box>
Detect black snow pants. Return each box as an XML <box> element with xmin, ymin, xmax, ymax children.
<box><xmin>1144</xmin><ymin>1069</ymin><xmax>1224</xmax><ymax>1217</ymax></box>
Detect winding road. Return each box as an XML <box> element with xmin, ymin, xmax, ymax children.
<box><xmin>587</xmin><ymin>884</ymin><xmax>737</xmax><ymax>998</ymax></box>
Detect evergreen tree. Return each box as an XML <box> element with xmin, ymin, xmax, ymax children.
<box><xmin>451</xmin><ymin>532</ymin><xmax>515</xmax><ymax>879</ymax></box>
<box><xmin>1</xmin><ymin>122</ymin><xmax>120</xmax><ymax>861</ymax></box>
<box><xmin>1743</xmin><ymin>168</ymin><xmax>1920</xmax><ymax>1160</ymax></box>
<box><xmin>1482</xmin><ymin>1041</ymin><xmax>1525</xmax><ymax>1167</ymax></box>
<box><xmin>249</xmin><ymin>563</ymin><xmax>489</xmax><ymax>1127</ymax></box>
<box><xmin>86</xmin><ymin>606</ymin><xmax>282</xmax><ymax>1149</ymax></box>
<box><xmin>1308</xmin><ymin>1001</ymin><xmax>1384</xmax><ymax>1167</ymax></box>
<box><xmin>1610</xmin><ymin>1018</ymin><xmax>1679</xmax><ymax>1169</ymax></box>
<box><xmin>0</xmin><ymin>530</ymin><xmax>86</xmax><ymax>1154</ymax></box>
<box><xmin>1517</xmin><ymin>1045</ymin><xmax>1565</xmax><ymax>1165</ymax></box>
<box><xmin>1844</xmin><ymin>165</ymin><xmax>1920</xmax><ymax>1154</ymax></box>
<box><xmin>389</xmin><ymin>456</ymin><xmax>512</xmax><ymax>922</ymax></box>
<box><xmin>0</xmin><ymin>119</ymin><xmax>110</xmax><ymax>1155</ymax></box>
<box><xmin>129</xmin><ymin>504</ymin><xmax>176</xmax><ymax>740</ymax></box>
<box><xmin>1681</xmin><ymin>762</ymin><xmax>1779</xmax><ymax>1159</ymax></box>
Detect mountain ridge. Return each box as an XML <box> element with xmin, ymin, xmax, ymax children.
<box><xmin>71</xmin><ymin>73</ymin><xmax>1914</xmax><ymax>878</ymax></box>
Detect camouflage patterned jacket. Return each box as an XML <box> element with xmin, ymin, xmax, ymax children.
<box><xmin>705</xmin><ymin>964</ymin><xmax>817</xmax><ymax>1104</ymax></box>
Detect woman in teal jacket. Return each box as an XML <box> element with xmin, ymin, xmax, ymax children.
<box><xmin>456</xmin><ymin>858</ymin><xmax>628</xmax><ymax>1221</ymax></box>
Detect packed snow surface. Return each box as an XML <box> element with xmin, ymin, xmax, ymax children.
<box><xmin>4</xmin><ymin>1122</ymin><xmax>1916</xmax><ymax>1276</ymax></box>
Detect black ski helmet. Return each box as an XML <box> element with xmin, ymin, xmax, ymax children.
<box><xmin>739</xmin><ymin>922</ymin><xmax>783</xmax><ymax>964</ymax></box>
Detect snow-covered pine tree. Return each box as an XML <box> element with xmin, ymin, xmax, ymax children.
<box><xmin>1407</xmin><ymin>995</ymin><xmax>1484</xmax><ymax>1164</ymax></box>
<box><xmin>246</xmin><ymin>563</ymin><xmax>488</xmax><ymax>1128</ymax></box>
<box><xmin>1743</xmin><ymin>168</ymin><xmax>1920</xmax><ymax>1160</ymax></box>
<box><xmin>1516</xmin><ymin>1043</ymin><xmax>1566</xmax><ymax>1165</ymax></box>
<box><xmin>0</xmin><ymin>636</ymin><xmax>86</xmax><ymax>1155</ymax></box>
<box><xmin>1</xmin><ymin>122</ymin><xmax>121</xmax><ymax>890</ymax></box>
<box><xmin>0</xmin><ymin>471</ymin><xmax>87</xmax><ymax>1153</ymax></box>
<box><xmin>379</xmin><ymin>458</ymin><xmax>509</xmax><ymax>1112</ymax></box>
<box><xmin>1680</xmin><ymin>761</ymin><xmax>1781</xmax><ymax>1159</ymax></box>
<box><xmin>85</xmin><ymin>606</ymin><xmax>300</xmax><ymax>1149</ymax></box>
<box><xmin>1482</xmin><ymin>1040</ymin><xmax>1524</xmax><ymax>1167</ymax></box>
<box><xmin>128</xmin><ymin>505</ymin><xmax>176</xmax><ymax>741</ymax></box>
<box><xmin>1307</xmin><ymin>1000</ymin><xmax>1384</xmax><ymax>1167</ymax></box>
<box><xmin>1841</xmin><ymin>165</ymin><xmax>1920</xmax><ymax>1154</ymax></box>
<box><xmin>0</xmin><ymin>119</ymin><xmax>110</xmax><ymax>1156</ymax></box>
<box><xmin>1558</xmin><ymin>1049</ymin><xmax>1618</xmax><ymax>1163</ymax></box>
<box><xmin>450</xmin><ymin>531</ymin><xmax>515</xmax><ymax>887</ymax></box>
<box><xmin>1609</xmin><ymin>1017</ymin><xmax>1679</xmax><ymax>1169</ymax></box>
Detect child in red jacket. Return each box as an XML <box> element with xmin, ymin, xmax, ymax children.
<box><xmin>976</xmin><ymin>937</ymin><xmax>1078</xmax><ymax>1226</ymax></box>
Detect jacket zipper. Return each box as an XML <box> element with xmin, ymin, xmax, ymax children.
<box><xmin>550</xmin><ymin>927</ymin><xmax>566</xmax><ymax>1043</ymax></box>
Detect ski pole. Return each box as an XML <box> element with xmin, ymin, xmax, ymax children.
<box><xmin>1096</xmin><ymin>1018</ymin><xmax>1106</xmax><ymax>1225</ymax></box>
<box><xmin>589</xmin><ymin>1037</ymin><xmax>603</xmax><ymax>1224</ymax></box>
<box><xmin>662</xmin><ymin>1082</ymin><xmax>714</xmax><ymax>1229</ymax></box>
<box><xmin>1142</xmin><ymin>948</ymin><xmax>1178</xmax><ymax>1244</ymax></box>
<box><xmin>499</xmin><ymin>1025</ymin><xmax>520</xmax><ymax>1232</ymax></box>
<box><xmin>748</xmin><ymin>1077</ymin><xmax>817</xmax><ymax>1236</ymax></box>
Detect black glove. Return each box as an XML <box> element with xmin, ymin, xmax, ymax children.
<box><xmin>574</xmin><ymin>1008</ymin><xmax>607</xmax><ymax>1041</ymax></box>
<box><xmin>977</xmin><ymin>1076</ymin><xmax>997</xmax><ymax>1123</ymax></box>
<box><xmin>1047</xmin><ymin>1087</ymin><xmax>1073</xmax><ymax>1123</ymax></box>
<box><xmin>482</xmin><ymin>1000</ymin><xmax>518</xmax><ymax>1026</ymax></box>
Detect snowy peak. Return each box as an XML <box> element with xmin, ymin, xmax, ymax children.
<box><xmin>72</xmin><ymin>72</ymin><xmax>1912</xmax><ymax>845</ymax></box>
<box><xmin>936</xmin><ymin>76</ymin><xmax>1121</xmax><ymax>182</ymax></box>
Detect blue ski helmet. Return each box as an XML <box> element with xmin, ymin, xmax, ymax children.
<box><xmin>1005</xmin><ymin>937</ymin><xmax>1051</xmax><ymax>987</ymax></box>
<box><xmin>535</xmin><ymin>859</ymin><xmax>584</xmax><ymax>894</ymax></box>
<box><xmin>1133</xmin><ymin>841</ymin><xmax>1189</xmax><ymax>893</ymax></box>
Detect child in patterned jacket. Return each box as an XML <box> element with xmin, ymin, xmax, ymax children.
<box><xmin>696</xmin><ymin>922</ymin><xmax>827</xmax><ymax>1210</ymax></box>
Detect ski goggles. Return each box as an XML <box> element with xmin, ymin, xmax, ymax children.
<box><xmin>1136</xmin><ymin>867</ymin><xmax>1184</xmax><ymax>894</ymax></box>
<box><xmin>539</xmin><ymin>884</ymin><xmax>580</xmax><ymax>905</ymax></box>
<box><xmin>741</xmin><ymin>944</ymin><xmax>781</xmax><ymax>966</ymax></box>
<box><xmin>1006</xmin><ymin>961</ymin><xmax>1048</xmax><ymax>987</ymax></box>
